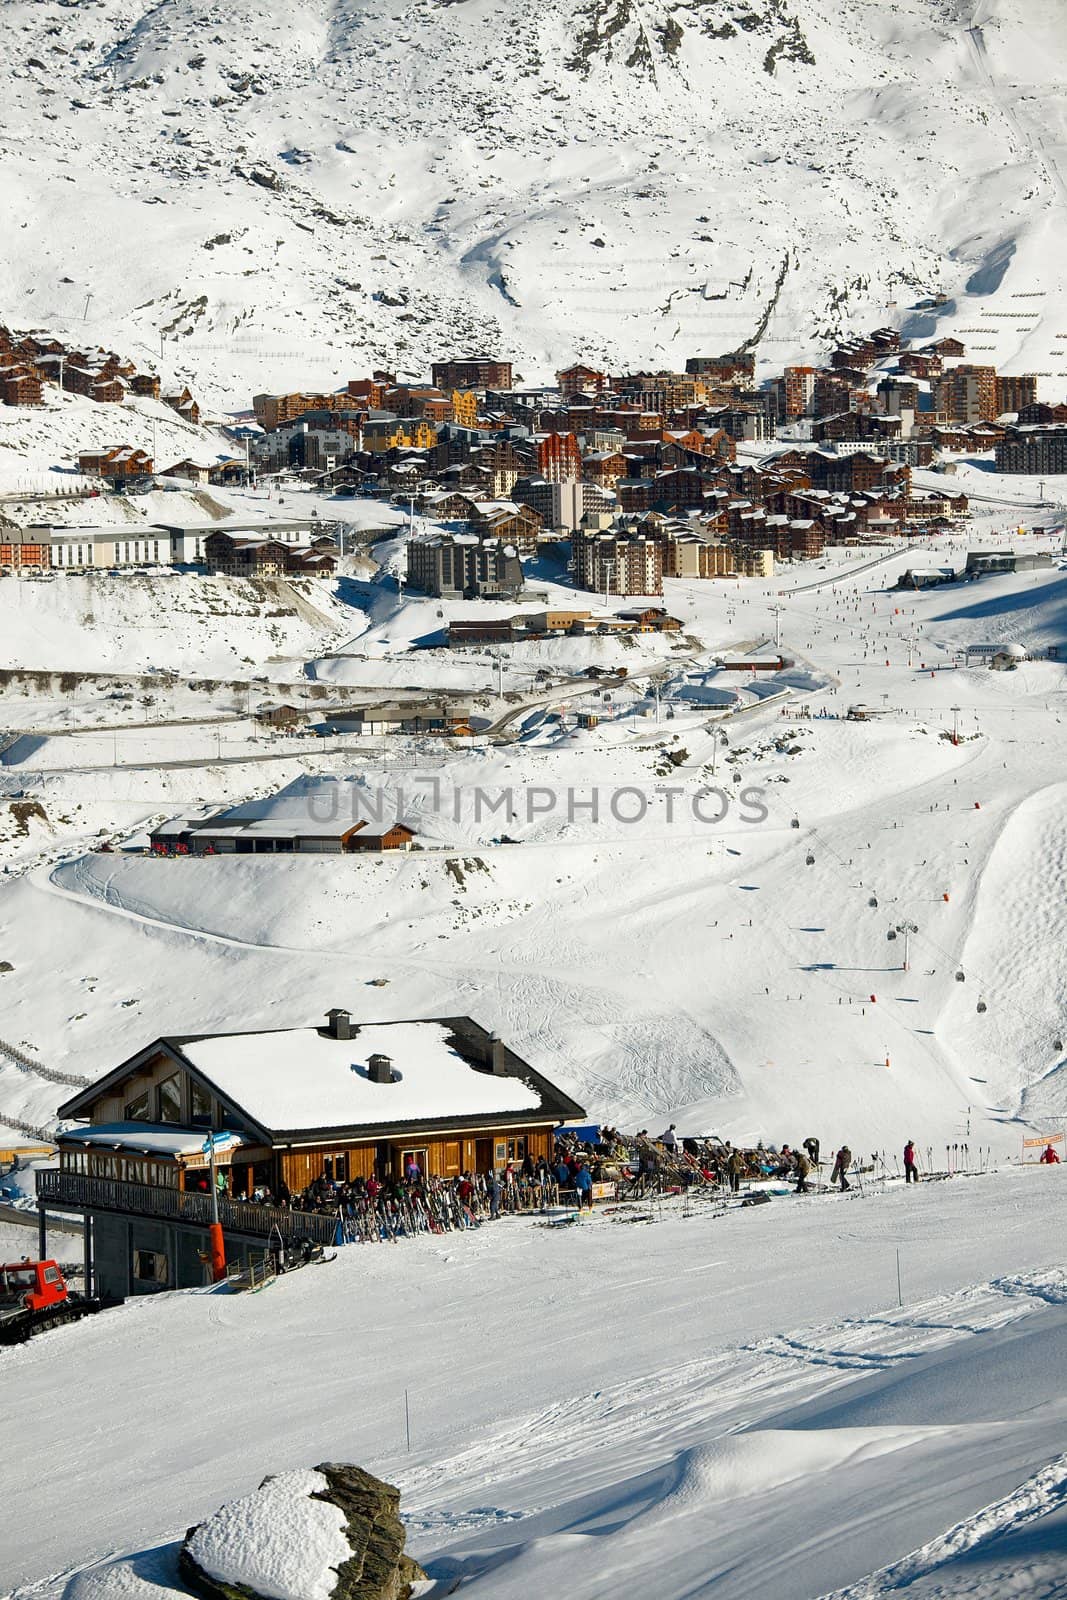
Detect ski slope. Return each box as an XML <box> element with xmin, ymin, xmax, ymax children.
<box><xmin>2</xmin><ymin>517</ymin><xmax>1066</xmax><ymax>1150</ymax></box>
<box><xmin>2</xmin><ymin>1170</ymin><xmax>1065</xmax><ymax>1598</ymax></box>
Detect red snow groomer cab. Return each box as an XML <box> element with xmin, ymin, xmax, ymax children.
<box><xmin>0</xmin><ymin>1259</ymin><xmax>100</xmax><ymax>1343</ymax></box>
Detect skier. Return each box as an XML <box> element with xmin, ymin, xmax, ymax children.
<box><xmin>794</xmin><ymin>1148</ymin><xmax>812</xmax><ymax>1195</ymax></box>
<box><xmin>727</xmin><ymin>1146</ymin><xmax>745</xmax><ymax>1194</ymax></box>
<box><xmin>488</xmin><ymin>1169</ymin><xmax>502</xmax><ymax>1219</ymax></box>
<box><xmin>802</xmin><ymin>1136</ymin><xmax>820</xmax><ymax>1168</ymax></box>
<box><xmin>574</xmin><ymin>1161</ymin><xmax>594</xmax><ymax>1210</ymax></box>
<box><xmin>830</xmin><ymin>1144</ymin><xmax>852</xmax><ymax>1192</ymax></box>
<box><xmin>1039</xmin><ymin>1143</ymin><xmax>1061</xmax><ymax>1164</ymax></box>
<box><xmin>661</xmin><ymin>1123</ymin><xmax>679</xmax><ymax>1152</ymax></box>
<box><xmin>904</xmin><ymin>1139</ymin><xmax>920</xmax><ymax>1183</ymax></box>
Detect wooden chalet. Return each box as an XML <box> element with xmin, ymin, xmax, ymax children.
<box><xmin>78</xmin><ymin>445</ymin><xmax>154</xmax><ymax>479</ymax></box>
<box><xmin>42</xmin><ymin>1013</ymin><xmax>584</xmax><ymax>1300</ymax></box>
<box><xmin>163</xmin><ymin>387</ymin><xmax>201</xmax><ymax>425</ymax></box>
<box><xmin>203</xmin><ymin>530</ymin><xmax>337</xmax><ymax>577</ymax></box>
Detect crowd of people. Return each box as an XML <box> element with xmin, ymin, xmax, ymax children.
<box><xmin>556</xmin><ymin>1125</ymin><xmax>936</xmax><ymax>1198</ymax></box>
<box><xmin>232</xmin><ymin>1159</ymin><xmax>568</xmax><ymax>1242</ymax></box>
<box><xmin>201</xmin><ymin>1127</ymin><xmax>1062</xmax><ymax>1253</ymax></box>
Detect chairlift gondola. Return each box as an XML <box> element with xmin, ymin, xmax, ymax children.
<box><xmin>805</xmin><ymin>853</ymin><xmax>815</xmax><ymax>866</ymax></box>
<box><xmin>1054</xmin><ymin>1038</ymin><xmax>1063</xmax><ymax>1054</ymax></box>
<box><xmin>868</xmin><ymin>896</ymin><xmax>878</xmax><ymax>908</ymax></box>
<box><xmin>976</xmin><ymin>998</ymin><xmax>987</xmax><ymax>1014</ymax></box>
<box><xmin>790</xmin><ymin>816</ymin><xmax>800</xmax><ymax>829</ymax></box>
<box><xmin>887</xmin><ymin>929</ymin><xmax>897</xmax><ymax>941</ymax></box>
<box><xmin>955</xmin><ymin>970</ymin><xmax>965</xmax><ymax>982</ymax></box>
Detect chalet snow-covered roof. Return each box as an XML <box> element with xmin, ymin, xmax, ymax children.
<box><xmin>57</xmin><ymin>1016</ymin><xmax>585</xmax><ymax>1140</ymax></box>
<box><xmin>61</xmin><ymin>1123</ymin><xmax>250</xmax><ymax>1159</ymax></box>
<box><xmin>180</xmin><ymin>1022</ymin><xmax>542</xmax><ymax>1133</ymax></box>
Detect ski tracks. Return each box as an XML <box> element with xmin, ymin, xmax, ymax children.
<box><xmin>399</xmin><ymin>1275</ymin><xmax>1047</xmax><ymax>1522</ymax></box>
<box><xmin>820</xmin><ymin>1450</ymin><xmax>1067</xmax><ymax>1598</ymax></box>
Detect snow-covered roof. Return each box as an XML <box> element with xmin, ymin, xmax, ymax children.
<box><xmin>61</xmin><ymin>1123</ymin><xmax>249</xmax><ymax>1158</ymax></box>
<box><xmin>181</xmin><ymin>1021</ymin><xmax>543</xmax><ymax>1133</ymax></box>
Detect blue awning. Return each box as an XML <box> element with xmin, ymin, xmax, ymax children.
<box><xmin>556</xmin><ymin>1124</ymin><xmax>601</xmax><ymax>1143</ymax></box>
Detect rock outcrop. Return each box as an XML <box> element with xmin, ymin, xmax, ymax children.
<box><xmin>179</xmin><ymin>1463</ymin><xmax>425</xmax><ymax>1600</ymax></box>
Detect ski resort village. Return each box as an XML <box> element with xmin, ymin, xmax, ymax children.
<box><xmin>2</xmin><ymin>0</ymin><xmax>1067</xmax><ymax>1595</ymax></box>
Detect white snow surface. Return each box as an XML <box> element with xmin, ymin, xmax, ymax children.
<box><xmin>185</xmin><ymin>1468</ymin><xmax>349</xmax><ymax>1600</ymax></box>
<box><xmin>2</xmin><ymin>1</ymin><xmax>1067</xmax><ymax>399</ymax></box>
<box><xmin>60</xmin><ymin>1124</ymin><xmax>250</xmax><ymax>1157</ymax></box>
<box><xmin>3</xmin><ymin>1170</ymin><xmax>1067</xmax><ymax>1600</ymax></box>
<box><xmin>182</xmin><ymin>1021</ymin><xmax>542</xmax><ymax>1130</ymax></box>
<box><xmin>4</xmin><ymin>516</ymin><xmax>1067</xmax><ymax>1151</ymax></box>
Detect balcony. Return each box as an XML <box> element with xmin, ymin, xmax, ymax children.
<box><xmin>37</xmin><ymin>1170</ymin><xmax>338</xmax><ymax>1246</ymax></box>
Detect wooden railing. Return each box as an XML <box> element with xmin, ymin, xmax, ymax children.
<box><xmin>37</xmin><ymin>1170</ymin><xmax>338</xmax><ymax>1245</ymax></box>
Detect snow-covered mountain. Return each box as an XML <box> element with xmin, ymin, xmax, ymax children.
<box><xmin>3</xmin><ymin>0</ymin><xmax>1066</xmax><ymax>403</ymax></box>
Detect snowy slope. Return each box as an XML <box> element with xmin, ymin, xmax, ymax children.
<box><xmin>3</xmin><ymin>519</ymin><xmax>1067</xmax><ymax>1151</ymax></box>
<box><xmin>0</xmin><ymin>570</ymin><xmax>356</xmax><ymax>673</ymax></box>
<box><xmin>2</xmin><ymin>0</ymin><xmax>1066</xmax><ymax>400</ymax></box>
<box><xmin>3</xmin><ymin>1172</ymin><xmax>1067</xmax><ymax>1598</ymax></box>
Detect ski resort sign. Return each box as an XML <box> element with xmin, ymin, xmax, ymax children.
<box><xmin>202</xmin><ymin>1131</ymin><xmax>240</xmax><ymax>1156</ymax></box>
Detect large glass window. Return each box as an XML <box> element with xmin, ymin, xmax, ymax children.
<box><xmin>158</xmin><ymin>1074</ymin><xmax>182</xmax><ymax>1123</ymax></box>
<box><xmin>190</xmin><ymin>1081</ymin><xmax>213</xmax><ymax>1126</ymax></box>
<box><xmin>125</xmin><ymin>1088</ymin><xmax>151</xmax><ymax>1121</ymax></box>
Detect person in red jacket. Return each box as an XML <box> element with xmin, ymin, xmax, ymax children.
<box><xmin>1039</xmin><ymin>1144</ymin><xmax>1061</xmax><ymax>1164</ymax></box>
<box><xmin>904</xmin><ymin>1140</ymin><xmax>919</xmax><ymax>1184</ymax></box>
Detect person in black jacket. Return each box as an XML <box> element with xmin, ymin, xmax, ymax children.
<box><xmin>830</xmin><ymin>1145</ymin><xmax>852</xmax><ymax>1191</ymax></box>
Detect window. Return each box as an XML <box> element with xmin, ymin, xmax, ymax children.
<box><xmin>133</xmin><ymin>1249</ymin><xmax>168</xmax><ymax>1287</ymax></box>
<box><xmin>158</xmin><ymin>1073</ymin><xmax>182</xmax><ymax>1123</ymax></box>
<box><xmin>190</xmin><ymin>1081</ymin><xmax>212</xmax><ymax>1126</ymax></box>
<box><xmin>125</xmin><ymin>1088</ymin><xmax>151</xmax><ymax>1121</ymax></box>
<box><xmin>400</xmin><ymin>1149</ymin><xmax>427</xmax><ymax>1180</ymax></box>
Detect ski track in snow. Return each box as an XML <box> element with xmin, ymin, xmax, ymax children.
<box><xmin>8</xmin><ymin>1252</ymin><xmax>1067</xmax><ymax>1600</ymax></box>
<box><xmin>821</xmin><ymin>1452</ymin><xmax>1067</xmax><ymax>1598</ymax></box>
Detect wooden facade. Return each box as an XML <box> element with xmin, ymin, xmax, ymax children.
<box><xmin>273</xmin><ymin>1125</ymin><xmax>552</xmax><ymax>1194</ymax></box>
<box><xmin>55</xmin><ymin>1016</ymin><xmax>584</xmax><ymax>1198</ymax></box>
<box><xmin>52</xmin><ymin>1129</ymin><xmax>552</xmax><ymax>1196</ymax></box>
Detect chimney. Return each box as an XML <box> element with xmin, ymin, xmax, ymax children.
<box><xmin>489</xmin><ymin>1034</ymin><xmax>508</xmax><ymax>1075</ymax></box>
<box><xmin>326</xmin><ymin>1008</ymin><xmax>352</xmax><ymax>1041</ymax></box>
<box><xmin>368</xmin><ymin>1052</ymin><xmax>394</xmax><ymax>1084</ymax></box>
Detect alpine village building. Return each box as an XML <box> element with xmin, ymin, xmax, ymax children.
<box><xmin>42</xmin><ymin>1012</ymin><xmax>584</xmax><ymax>1302</ymax></box>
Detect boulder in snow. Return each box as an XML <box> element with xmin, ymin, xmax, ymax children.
<box><xmin>179</xmin><ymin>1464</ymin><xmax>425</xmax><ymax>1600</ymax></box>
